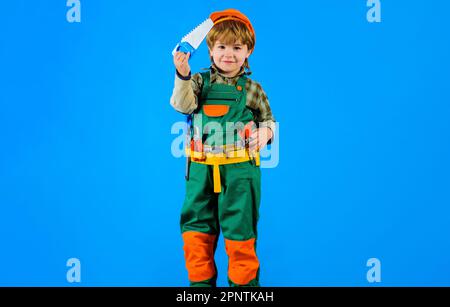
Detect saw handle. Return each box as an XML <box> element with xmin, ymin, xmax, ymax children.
<box><xmin>175</xmin><ymin>42</ymin><xmax>196</xmax><ymax>55</ymax></box>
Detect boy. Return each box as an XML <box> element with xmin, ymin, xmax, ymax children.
<box><xmin>170</xmin><ymin>9</ymin><xmax>276</xmax><ymax>287</ymax></box>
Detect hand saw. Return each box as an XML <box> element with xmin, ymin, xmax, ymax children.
<box><xmin>172</xmin><ymin>18</ymin><xmax>214</xmax><ymax>56</ymax></box>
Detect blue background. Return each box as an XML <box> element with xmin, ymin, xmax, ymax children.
<box><xmin>1</xmin><ymin>0</ymin><xmax>449</xmax><ymax>286</ymax></box>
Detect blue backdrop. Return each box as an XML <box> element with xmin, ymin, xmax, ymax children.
<box><xmin>1</xmin><ymin>0</ymin><xmax>449</xmax><ymax>286</ymax></box>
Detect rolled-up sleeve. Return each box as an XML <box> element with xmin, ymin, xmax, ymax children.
<box><xmin>170</xmin><ymin>71</ymin><xmax>203</xmax><ymax>114</ymax></box>
<box><xmin>246</xmin><ymin>81</ymin><xmax>276</xmax><ymax>143</ymax></box>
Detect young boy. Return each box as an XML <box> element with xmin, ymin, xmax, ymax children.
<box><xmin>170</xmin><ymin>9</ymin><xmax>276</xmax><ymax>287</ymax></box>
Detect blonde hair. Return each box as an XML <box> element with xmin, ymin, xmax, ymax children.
<box><xmin>206</xmin><ymin>20</ymin><xmax>255</xmax><ymax>72</ymax></box>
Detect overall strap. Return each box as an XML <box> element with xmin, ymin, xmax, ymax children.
<box><xmin>236</xmin><ymin>74</ymin><xmax>247</xmax><ymax>91</ymax></box>
<box><xmin>200</xmin><ymin>71</ymin><xmax>211</xmax><ymax>98</ymax></box>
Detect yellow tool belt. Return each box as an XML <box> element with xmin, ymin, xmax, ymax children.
<box><xmin>185</xmin><ymin>147</ymin><xmax>260</xmax><ymax>193</ymax></box>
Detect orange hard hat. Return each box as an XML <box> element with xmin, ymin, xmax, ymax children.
<box><xmin>209</xmin><ymin>9</ymin><xmax>255</xmax><ymax>43</ymax></box>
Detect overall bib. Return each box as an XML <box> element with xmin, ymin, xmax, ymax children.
<box><xmin>180</xmin><ymin>71</ymin><xmax>261</xmax><ymax>287</ymax></box>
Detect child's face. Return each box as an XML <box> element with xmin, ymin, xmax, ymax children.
<box><xmin>209</xmin><ymin>40</ymin><xmax>251</xmax><ymax>77</ymax></box>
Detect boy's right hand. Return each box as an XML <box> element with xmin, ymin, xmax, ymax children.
<box><xmin>174</xmin><ymin>51</ymin><xmax>191</xmax><ymax>78</ymax></box>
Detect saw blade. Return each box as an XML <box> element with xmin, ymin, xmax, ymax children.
<box><xmin>180</xmin><ymin>18</ymin><xmax>214</xmax><ymax>50</ymax></box>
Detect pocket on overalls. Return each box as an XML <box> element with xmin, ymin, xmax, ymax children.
<box><xmin>202</xmin><ymin>105</ymin><xmax>230</xmax><ymax>117</ymax></box>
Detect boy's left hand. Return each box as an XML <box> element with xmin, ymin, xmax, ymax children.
<box><xmin>249</xmin><ymin>127</ymin><xmax>273</xmax><ymax>151</ymax></box>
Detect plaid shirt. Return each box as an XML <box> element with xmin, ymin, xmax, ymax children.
<box><xmin>170</xmin><ymin>64</ymin><xmax>276</xmax><ymax>140</ymax></box>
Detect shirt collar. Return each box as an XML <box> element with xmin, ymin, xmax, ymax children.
<box><xmin>205</xmin><ymin>63</ymin><xmax>248</xmax><ymax>83</ymax></box>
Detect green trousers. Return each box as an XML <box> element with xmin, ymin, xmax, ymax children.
<box><xmin>180</xmin><ymin>160</ymin><xmax>261</xmax><ymax>287</ymax></box>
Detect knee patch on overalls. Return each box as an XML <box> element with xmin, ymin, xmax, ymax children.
<box><xmin>225</xmin><ymin>238</ymin><xmax>259</xmax><ymax>285</ymax></box>
<box><xmin>182</xmin><ymin>231</ymin><xmax>217</xmax><ymax>282</ymax></box>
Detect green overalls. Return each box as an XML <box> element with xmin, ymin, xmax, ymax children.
<box><xmin>180</xmin><ymin>71</ymin><xmax>261</xmax><ymax>287</ymax></box>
